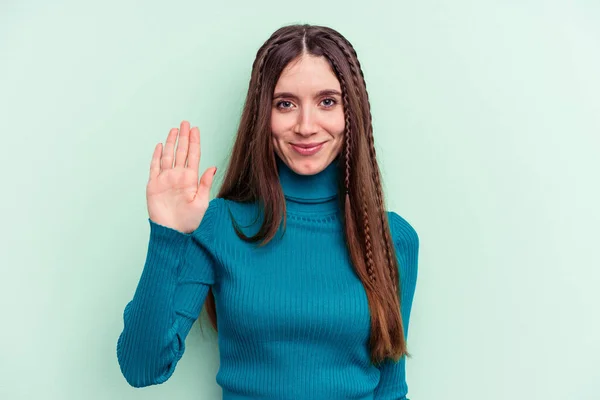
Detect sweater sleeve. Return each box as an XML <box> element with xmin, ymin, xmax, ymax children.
<box><xmin>374</xmin><ymin>211</ymin><xmax>420</xmax><ymax>400</ymax></box>
<box><xmin>116</xmin><ymin>198</ymin><xmax>222</xmax><ymax>388</ymax></box>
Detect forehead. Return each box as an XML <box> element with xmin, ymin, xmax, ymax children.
<box><xmin>275</xmin><ymin>55</ymin><xmax>341</xmax><ymax>93</ymax></box>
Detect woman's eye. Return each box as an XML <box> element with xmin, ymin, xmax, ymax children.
<box><xmin>322</xmin><ymin>98</ymin><xmax>336</xmax><ymax>107</ymax></box>
<box><xmin>277</xmin><ymin>101</ymin><xmax>293</xmax><ymax>109</ymax></box>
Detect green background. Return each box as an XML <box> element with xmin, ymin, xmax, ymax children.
<box><xmin>1</xmin><ymin>0</ymin><xmax>598</xmax><ymax>399</ymax></box>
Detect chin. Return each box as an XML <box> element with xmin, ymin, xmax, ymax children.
<box><xmin>286</xmin><ymin>154</ymin><xmax>330</xmax><ymax>176</ymax></box>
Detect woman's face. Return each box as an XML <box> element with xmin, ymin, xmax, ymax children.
<box><xmin>271</xmin><ymin>54</ymin><xmax>345</xmax><ymax>176</ymax></box>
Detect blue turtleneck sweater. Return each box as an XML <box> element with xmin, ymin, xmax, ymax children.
<box><xmin>116</xmin><ymin>156</ymin><xmax>419</xmax><ymax>400</ymax></box>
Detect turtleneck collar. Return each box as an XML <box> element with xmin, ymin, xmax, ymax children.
<box><xmin>276</xmin><ymin>154</ymin><xmax>340</xmax><ymax>215</ymax></box>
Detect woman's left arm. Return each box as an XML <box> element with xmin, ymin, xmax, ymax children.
<box><xmin>374</xmin><ymin>212</ymin><xmax>420</xmax><ymax>400</ymax></box>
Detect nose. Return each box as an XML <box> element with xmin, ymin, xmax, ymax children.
<box><xmin>294</xmin><ymin>106</ymin><xmax>318</xmax><ymax>136</ymax></box>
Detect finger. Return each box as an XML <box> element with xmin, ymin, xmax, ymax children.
<box><xmin>149</xmin><ymin>143</ymin><xmax>162</xmax><ymax>181</ymax></box>
<box><xmin>175</xmin><ymin>120</ymin><xmax>190</xmax><ymax>168</ymax></box>
<box><xmin>187</xmin><ymin>126</ymin><xmax>201</xmax><ymax>172</ymax></box>
<box><xmin>162</xmin><ymin>128</ymin><xmax>178</xmax><ymax>170</ymax></box>
<box><xmin>196</xmin><ymin>166</ymin><xmax>217</xmax><ymax>200</ymax></box>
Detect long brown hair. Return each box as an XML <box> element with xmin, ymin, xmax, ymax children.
<box><xmin>202</xmin><ymin>24</ymin><xmax>409</xmax><ymax>365</ymax></box>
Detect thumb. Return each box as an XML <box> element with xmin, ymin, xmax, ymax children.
<box><xmin>196</xmin><ymin>166</ymin><xmax>217</xmax><ymax>199</ymax></box>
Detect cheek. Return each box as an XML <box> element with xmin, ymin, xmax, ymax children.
<box><xmin>270</xmin><ymin>114</ymin><xmax>285</xmax><ymax>154</ymax></box>
<box><xmin>333</xmin><ymin>134</ymin><xmax>344</xmax><ymax>154</ymax></box>
<box><xmin>270</xmin><ymin>112</ymin><xmax>288</xmax><ymax>137</ymax></box>
<box><xmin>329</xmin><ymin>110</ymin><xmax>346</xmax><ymax>139</ymax></box>
<box><xmin>329</xmin><ymin>112</ymin><xmax>345</xmax><ymax>154</ymax></box>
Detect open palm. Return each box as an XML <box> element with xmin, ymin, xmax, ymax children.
<box><xmin>146</xmin><ymin>120</ymin><xmax>216</xmax><ymax>234</ymax></box>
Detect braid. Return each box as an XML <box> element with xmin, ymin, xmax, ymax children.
<box><xmin>322</xmin><ymin>52</ymin><xmax>352</xmax><ymax>194</ymax></box>
<box><xmin>249</xmin><ymin>30</ymin><xmax>300</xmax><ymax>134</ymax></box>
<box><xmin>250</xmin><ymin>43</ymin><xmax>278</xmax><ymax>134</ymax></box>
<box><xmin>371</xmin><ymin>141</ymin><xmax>397</xmax><ymax>289</ymax></box>
<box><xmin>326</xmin><ymin>33</ymin><xmax>399</xmax><ymax>292</ymax></box>
<box><xmin>323</xmin><ymin>44</ymin><xmax>377</xmax><ymax>286</ymax></box>
<box><xmin>344</xmin><ymin>112</ymin><xmax>351</xmax><ymax>195</ymax></box>
<box><xmin>358</xmin><ymin>86</ymin><xmax>398</xmax><ymax>290</ymax></box>
<box><xmin>370</xmin><ymin>138</ymin><xmax>398</xmax><ymax>289</ymax></box>
<box><xmin>361</xmin><ymin>185</ymin><xmax>376</xmax><ymax>283</ymax></box>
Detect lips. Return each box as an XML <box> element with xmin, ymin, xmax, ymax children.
<box><xmin>291</xmin><ymin>141</ymin><xmax>326</xmax><ymax>148</ymax></box>
<box><xmin>290</xmin><ymin>141</ymin><xmax>326</xmax><ymax>156</ymax></box>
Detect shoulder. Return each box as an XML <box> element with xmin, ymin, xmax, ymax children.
<box><xmin>207</xmin><ymin>197</ymin><xmax>229</xmax><ymax>213</ymax></box>
<box><xmin>217</xmin><ymin>198</ymin><xmax>263</xmax><ymax>223</ymax></box>
<box><xmin>387</xmin><ymin>211</ymin><xmax>420</xmax><ymax>300</ymax></box>
<box><xmin>191</xmin><ymin>198</ymin><xmax>227</xmax><ymax>240</ymax></box>
<box><xmin>202</xmin><ymin>197</ymin><xmax>227</xmax><ymax>223</ymax></box>
<box><xmin>203</xmin><ymin>197</ymin><xmax>264</xmax><ymax>236</ymax></box>
<box><xmin>386</xmin><ymin>210</ymin><xmax>419</xmax><ymax>252</ymax></box>
<box><xmin>205</xmin><ymin>197</ymin><xmax>252</xmax><ymax>220</ymax></box>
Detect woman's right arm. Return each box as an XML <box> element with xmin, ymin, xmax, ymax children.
<box><xmin>116</xmin><ymin>121</ymin><xmax>220</xmax><ymax>387</ymax></box>
<box><xmin>116</xmin><ymin>198</ymin><xmax>221</xmax><ymax>388</ymax></box>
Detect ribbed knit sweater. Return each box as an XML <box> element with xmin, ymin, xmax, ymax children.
<box><xmin>116</xmin><ymin>155</ymin><xmax>419</xmax><ymax>400</ymax></box>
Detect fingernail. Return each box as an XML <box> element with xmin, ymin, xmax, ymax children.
<box><xmin>213</xmin><ymin>167</ymin><xmax>217</xmax><ymax>176</ymax></box>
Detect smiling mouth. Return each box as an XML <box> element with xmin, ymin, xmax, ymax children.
<box><xmin>291</xmin><ymin>141</ymin><xmax>327</xmax><ymax>148</ymax></box>
<box><xmin>290</xmin><ymin>142</ymin><xmax>326</xmax><ymax>156</ymax></box>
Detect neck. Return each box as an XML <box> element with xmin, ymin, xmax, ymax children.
<box><xmin>276</xmin><ymin>154</ymin><xmax>340</xmax><ymax>215</ymax></box>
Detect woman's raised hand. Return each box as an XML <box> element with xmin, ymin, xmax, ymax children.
<box><xmin>146</xmin><ymin>121</ymin><xmax>217</xmax><ymax>234</ymax></box>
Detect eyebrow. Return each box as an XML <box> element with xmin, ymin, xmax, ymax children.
<box><xmin>272</xmin><ymin>89</ymin><xmax>342</xmax><ymax>100</ymax></box>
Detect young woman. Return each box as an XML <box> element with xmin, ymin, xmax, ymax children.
<box><xmin>117</xmin><ymin>23</ymin><xmax>419</xmax><ymax>400</ymax></box>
